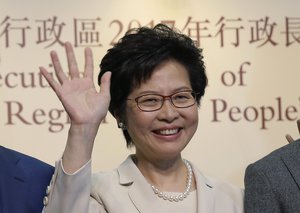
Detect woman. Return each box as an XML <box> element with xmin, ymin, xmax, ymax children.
<box><xmin>41</xmin><ymin>24</ymin><xmax>244</xmax><ymax>213</ymax></box>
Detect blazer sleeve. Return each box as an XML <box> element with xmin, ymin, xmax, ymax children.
<box><xmin>42</xmin><ymin>160</ymin><xmax>107</xmax><ymax>213</ymax></box>
<box><xmin>244</xmin><ymin>163</ymin><xmax>281</xmax><ymax>213</ymax></box>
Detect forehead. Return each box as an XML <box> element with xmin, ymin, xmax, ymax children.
<box><xmin>132</xmin><ymin>59</ymin><xmax>191</xmax><ymax>95</ymax></box>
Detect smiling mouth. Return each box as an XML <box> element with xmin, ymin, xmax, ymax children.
<box><xmin>154</xmin><ymin>128</ymin><xmax>180</xmax><ymax>135</ymax></box>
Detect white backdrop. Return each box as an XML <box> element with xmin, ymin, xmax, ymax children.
<box><xmin>1</xmin><ymin>0</ymin><xmax>299</xmax><ymax>188</ymax></box>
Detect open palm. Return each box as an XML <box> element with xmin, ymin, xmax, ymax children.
<box><xmin>40</xmin><ymin>42</ymin><xmax>111</xmax><ymax>127</ymax></box>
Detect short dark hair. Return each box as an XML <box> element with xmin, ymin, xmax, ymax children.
<box><xmin>98</xmin><ymin>24</ymin><xmax>207</xmax><ymax>147</ymax></box>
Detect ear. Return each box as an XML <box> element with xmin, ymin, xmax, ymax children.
<box><xmin>114</xmin><ymin>109</ymin><xmax>127</xmax><ymax>129</ymax></box>
<box><xmin>115</xmin><ymin>116</ymin><xmax>121</xmax><ymax>128</ymax></box>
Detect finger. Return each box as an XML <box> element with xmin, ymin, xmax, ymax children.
<box><xmin>39</xmin><ymin>67</ymin><xmax>61</xmax><ymax>95</ymax></box>
<box><xmin>99</xmin><ymin>71</ymin><xmax>111</xmax><ymax>99</ymax></box>
<box><xmin>50</xmin><ymin>51</ymin><xmax>68</xmax><ymax>84</ymax></box>
<box><xmin>84</xmin><ymin>47</ymin><xmax>94</xmax><ymax>80</ymax></box>
<box><xmin>285</xmin><ymin>134</ymin><xmax>294</xmax><ymax>144</ymax></box>
<box><xmin>297</xmin><ymin>119</ymin><xmax>300</xmax><ymax>134</ymax></box>
<box><xmin>65</xmin><ymin>42</ymin><xmax>80</xmax><ymax>79</ymax></box>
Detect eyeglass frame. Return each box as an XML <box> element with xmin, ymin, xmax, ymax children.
<box><xmin>127</xmin><ymin>89</ymin><xmax>199</xmax><ymax>112</ymax></box>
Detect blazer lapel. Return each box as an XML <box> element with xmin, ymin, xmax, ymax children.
<box><xmin>281</xmin><ymin>140</ymin><xmax>300</xmax><ymax>190</ymax></box>
<box><xmin>13</xmin><ymin>158</ymin><xmax>27</xmax><ymax>183</ymax></box>
<box><xmin>127</xmin><ymin>178</ymin><xmax>164</xmax><ymax>213</ymax></box>
<box><xmin>191</xmin><ymin>162</ymin><xmax>215</xmax><ymax>213</ymax></box>
<box><xmin>118</xmin><ymin>156</ymin><xmax>171</xmax><ymax>213</ymax></box>
<box><xmin>0</xmin><ymin>146</ymin><xmax>26</xmax><ymax>183</ymax></box>
<box><xmin>0</xmin><ymin>147</ymin><xmax>27</xmax><ymax>211</ymax></box>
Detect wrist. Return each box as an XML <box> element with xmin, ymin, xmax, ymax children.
<box><xmin>62</xmin><ymin>123</ymin><xmax>98</xmax><ymax>173</ymax></box>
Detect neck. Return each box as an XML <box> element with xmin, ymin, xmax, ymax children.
<box><xmin>133</xmin><ymin>154</ymin><xmax>189</xmax><ymax>192</ymax></box>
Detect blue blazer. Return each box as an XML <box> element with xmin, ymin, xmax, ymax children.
<box><xmin>0</xmin><ymin>146</ymin><xmax>54</xmax><ymax>213</ymax></box>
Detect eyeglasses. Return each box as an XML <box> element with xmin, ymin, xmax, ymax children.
<box><xmin>127</xmin><ymin>90</ymin><xmax>198</xmax><ymax>112</ymax></box>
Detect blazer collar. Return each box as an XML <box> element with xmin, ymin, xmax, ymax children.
<box><xmin>281</xmin><ymin>139</ymin><xmax>300</xmax><ymax>190</ymax></box>
<box><xmin>190</xmin><ymin>161</ymin><xmax>215</xmax><ymax>213</ymax></box>
<box><xmin>0</xmin><ymin>146</ymin><xmax>26</xmax><ymax>183</ymax></box>
<box><xmin>117</xmin><ymin>155</ymin><xmax>215</xmax><ymax>213</ymax></box>
<box><xmin>117</xmin><ymin>155</ymin><xmax>163</xmax><ymax>213</ymax></box>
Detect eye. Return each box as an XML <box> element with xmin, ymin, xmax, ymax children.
<box><xmin>138</xmin><ymin>95</ymin><xmax>161</xmax><ymax>106</ymax></box>
<box><xmin>173</xmin><ymin>92</ymin><xmax>192</xmax><ymax>101</ymax></box>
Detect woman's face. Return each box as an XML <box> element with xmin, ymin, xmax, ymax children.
<box><xmin>125</xmin><ymin>59</ymin><xmax>199</xmax><ymax>161</ymax></box>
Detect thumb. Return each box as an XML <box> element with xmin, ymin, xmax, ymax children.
<box><xmin>285</xmin><ymin>134</ymin><xmax>294</xmax><ymax>144</ymax></box>
<box><xmin>99</xmin><ymin>71</ymin><xmax>112</xmax><ymax>100</ymax></box>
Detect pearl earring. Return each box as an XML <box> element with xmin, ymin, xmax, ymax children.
<box><xmin>118</xmin><ymin>122</ymin><xmax>126</xmax><ymax>130</ymax></box>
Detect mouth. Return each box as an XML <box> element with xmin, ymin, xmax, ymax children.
<box><xmin>153</xmin><ymin>128</ymin><xmax>181</xmax><ymax>136</ymax></box>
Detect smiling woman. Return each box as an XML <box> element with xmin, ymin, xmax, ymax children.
<box><xmin>41</xmin><ymin>24</ymin><xmax>244</xmax><ymax>213</ymax></box>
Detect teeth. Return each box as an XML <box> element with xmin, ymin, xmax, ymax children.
<box><xmin>159</xmin><ymin>129</ymin><xmax>178</xmax><ymax>135</ymax></box>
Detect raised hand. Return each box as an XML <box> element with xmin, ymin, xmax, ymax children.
<box><xmin>285</xmin><ymin>119</ymin><xmax>300</xmax><ymax>143</ymax></box>
<box><xmin>40</xmin><ymin>42</ymin><xmax>111</xmax><ymax>172</ymax></box>
<box><xmin>40</xmin><ymin>42</ymin><xmax>111</xmax><ymax>126</ymax></box>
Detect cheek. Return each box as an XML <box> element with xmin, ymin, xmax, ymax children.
<box><xmin>187</xmin><ymin>108</ymin><xmax>199</xmax><ymax>128</ymax></box>
<box><xmin>125</xmin><ymin>107</ymin><xmax>153</xmax><ymax>131</ymax></box>
<box><xmin>126</xmin><ymin>112</ymin><xmax>156</xmax><ymax>146</ymax></box>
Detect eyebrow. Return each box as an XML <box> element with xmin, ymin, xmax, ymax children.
<box><xmin>135</xmin><ymin>86</ymin><xmax>192</xmax><ymax>96</ymax></box>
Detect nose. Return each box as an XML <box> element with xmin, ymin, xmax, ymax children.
<box><xmin>157</xmin><ymin>98</ymin><xmax>179</xmax><ymax>122</ymax></box>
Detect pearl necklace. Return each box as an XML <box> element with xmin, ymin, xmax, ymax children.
<box><xmin>150</xmin><ymin>159</ymin><xmax>193</xmax><ymax>202</ymax></box>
